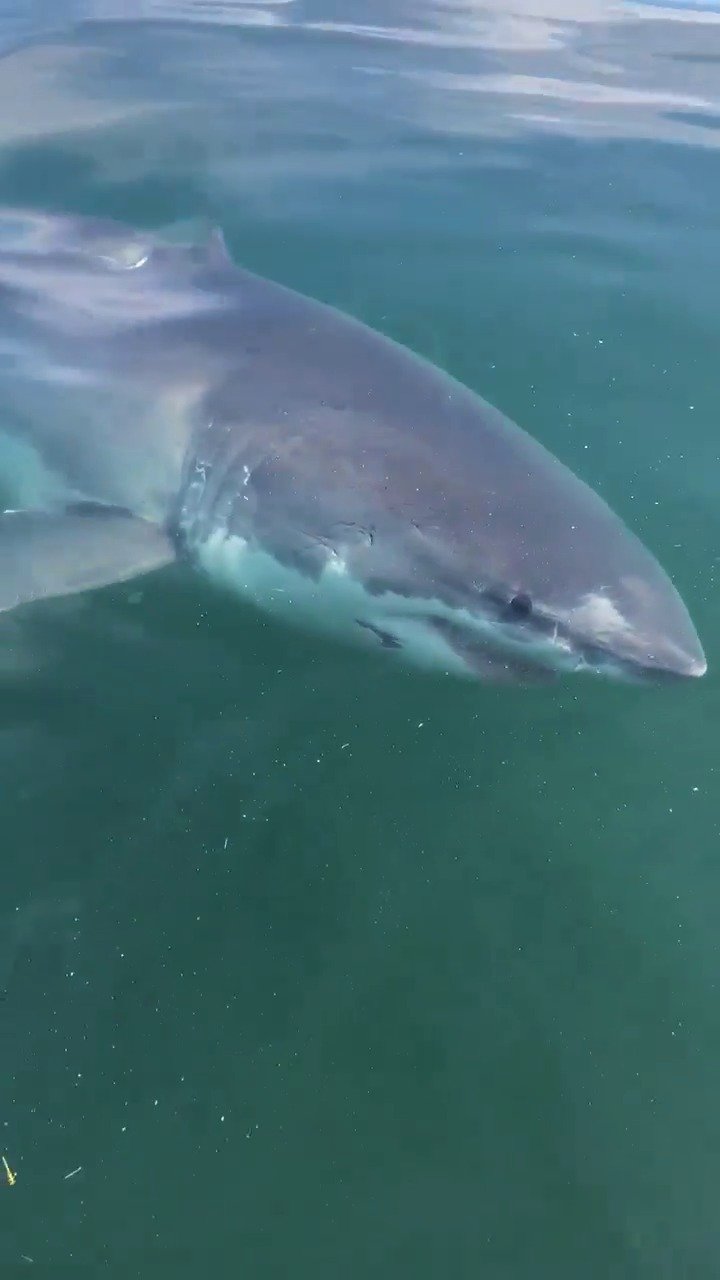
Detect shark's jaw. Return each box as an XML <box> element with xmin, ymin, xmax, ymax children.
<box><xmin>193</xmin><ymin>527</ymin><xmax>642</xmax><ymax>685</ymax></box>
<box><xmin>193</xmin><ymin>526</ymin><xmax>706</xmax><ymax>686</ymax></box>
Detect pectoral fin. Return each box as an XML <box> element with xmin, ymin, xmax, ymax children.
<box><xmin>0</xmin><ymin>503</ymin><xmax>175</xmax><ymax>614</ymax></box>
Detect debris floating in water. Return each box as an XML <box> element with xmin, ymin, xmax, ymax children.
<box><xmin>63</xmin><ymin>1166</ymin><xmax>82</xmax><ymax>1180</ymax></box>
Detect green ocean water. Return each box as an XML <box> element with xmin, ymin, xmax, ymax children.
<box><xmin>0</xmin><ymin>2</ymin><xmax>719</xmax><ymax>1274</ymax></box>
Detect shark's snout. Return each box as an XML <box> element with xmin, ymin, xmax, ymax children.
<box><xmin>565</xmin><ymin>575</ymin><xmax>706</xmax><ymax>681</ymax></box>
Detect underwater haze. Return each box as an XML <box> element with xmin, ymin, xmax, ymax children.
<box><xmin>0</xmin><ymin>0</ymin><xmax>719</xmax><ymax>1274</ymax></box>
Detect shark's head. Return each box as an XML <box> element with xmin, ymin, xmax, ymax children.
<box><xmin>321</xmin><ymin>536</ymin><xmax>705</xmax><ymax>688</ymax></box>
<box><xmin>338</xmin><ymin>472</ymin><xmax>707</xmax><ymax>687</ymax></box>
<box><xmin>190</xmin><ymin>453</ymin><xmax>706</xmax><ymax>688</ymax></box>
<box><xmin>332</xmin><ymin>386</ymin><xmax>706</xmax><ymax>687</ymax></box>
<box><xmin>377</xmin><ymin>566</ymin><xmax>707</xmax><ymax>686</ymax></box>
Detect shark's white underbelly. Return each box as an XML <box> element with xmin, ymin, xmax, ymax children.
<box><xmin>197</xmin><ymin>527</ymin><xmax>471</xmax><ymax>676</ymax></box>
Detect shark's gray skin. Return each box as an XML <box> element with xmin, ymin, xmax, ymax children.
<box><xmin>0</xmin><ymin>207</ymin><xmax>705</xmax><ymax>684</ymax></box>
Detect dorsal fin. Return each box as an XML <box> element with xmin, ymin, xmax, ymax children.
<box><xmin>204</xmin><ymin>226</ymin><xmax>232</xmax><ymax>269</ymax></box>
<box><xmin>152</xmin><ymin>217</ymin><xmax>233</xmax><ymax>270</ymax></box>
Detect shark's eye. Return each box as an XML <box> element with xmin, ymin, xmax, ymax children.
<box><xmin>508</xmin><ymin>592</ymin><xmax>532</xmax><ymax>619</ymax></box>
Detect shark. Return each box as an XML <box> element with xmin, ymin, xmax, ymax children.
<box><xmin>0</xmin><ymin>206</ymin><xmax>705</xmax><ymax>685</ymax></box>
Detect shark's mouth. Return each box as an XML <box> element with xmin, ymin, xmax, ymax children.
<box><xmin>425</xmin><ymin>614</ymin><xmax>559</xmax><ymax>685</ymax></box>
<box><xmin>353</xmin><ymin>609</ymin><xmax>565</xmax><ymax>685</ymax></box>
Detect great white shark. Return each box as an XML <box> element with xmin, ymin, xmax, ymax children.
<box><xmin>0</xmin><ymin>207</ymin><xmax>705</xmax><ymax>685</ymax></box>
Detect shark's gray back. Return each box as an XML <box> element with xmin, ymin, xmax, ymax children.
<box><xmin>185</xmin><ymin>262</ymin><xmax>673</xmax><ymax>634</ymax></box>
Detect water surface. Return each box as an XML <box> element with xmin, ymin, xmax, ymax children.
<box><xmin>0</xmin><ymin>1</ymin><xmax>719</xmax><ymax>1274</ymax></box>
